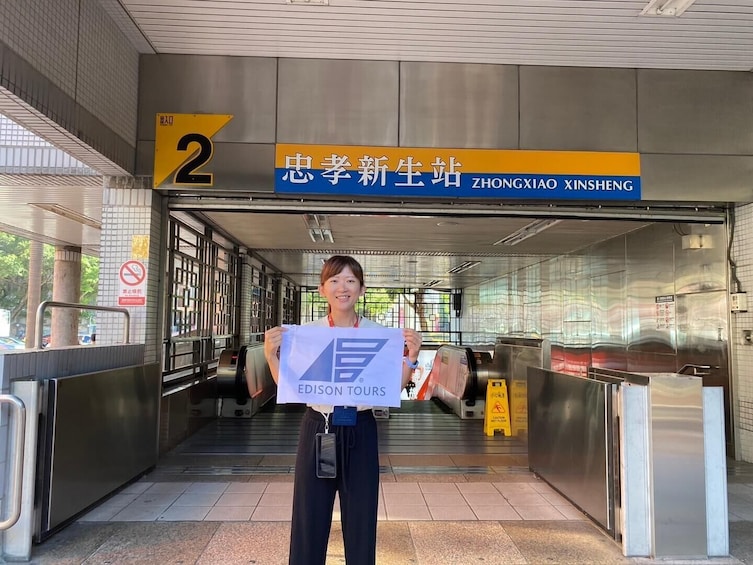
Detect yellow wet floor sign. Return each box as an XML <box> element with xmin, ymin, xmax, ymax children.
<box><xmin>510</xmin><ymin>379</ymin><xmax>528</xmax><ymax>435</ymax></box>
<box><xmin>484</xmin><ymin>379</ymin><xmax>511</xmax><ymax>437</ymax></box>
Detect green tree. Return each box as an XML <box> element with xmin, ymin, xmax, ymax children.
<box><xmin>0</xmin><ymin>232</ymin><xmax>39</xmax><ymax>325</ymax></box>
<box><xmin>0</xmin><ymin>233</ymin><xmax>99</xmax><ymax>335</ymax></box>
<box><xmin>77</xmin><ymin>254</ymin><xmax>99</xmax><ymax>329</ymax></box>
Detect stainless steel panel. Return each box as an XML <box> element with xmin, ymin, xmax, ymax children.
<box><xmin>277</xmin><ymin>59</ymin><xmax>398</xmax><ymax>146</ymax></box>
<box><xmin>626</xmin><ymin>225</ymin><xmax>676</xmax><ymax>355</ymax></box>
<box><xmin>627</xmin><ymin>352</ymin><xmax>678</xmax><ymax>374</ymax></box>
<box><xmin>640</xmin><ymin>154</ymin><xmax>753</xmax><ymax>202</ymax></box>
<box><xmin>592</xmin><ymin>271</ymin><xmax>627</xmax><ymax>371</ymax></box>
<box><xmin>589</xmin><ymin>231</ymin><xmax>627</xmax><ymax>278</ymax></box>
<box><xmin>541</xmin><ymin>259</ymin><xmax>564</xmax><ymax>353</ymax></box>
<box><xmin>675</xmin><ymin>224</ymin><xmax>726</xmax><ymax>293</ymax></box>
<box><xmin>620</xmin><ymin>384</ymin><xmax>651</xmax><ymax>557</ymax></box>
<box><xmin>638</xmin><ymin>69</ymin><xmax>753</xmax><ymax>155</ymax></box>
<box><xmin>42</xmin><ymin>364</ymin><xmax>160</xmax><ymax>535</ymax></box>
<box><xmin>648</xmin><ymin>374</ymin><xmax>707</xmax><ymax>557</ymax></box>
<box><xmin>399</xmin><ymin>62</ymin><xmax>518</xmax><ymax>148</ymax></box>
<box><xmin>2</xmin><ymin>345</ymin><xmax>145</xmax><ymax>382</ymax></box>
<box><xmin>197</xmin><ymin>143</ymin><xmax>275</xmax><ymax>192</ymax></box>
<box><xmin>509</xmin><ymin>272</ymin><xmax>524</xmax><ymax>334</ymax></box>
<box><xmin>493</xmin><ymin>338</ymin><xmax>551</xmax><ymax>439</ymax></box>
<box><xmin>703</xmin><ymin>387</ymin><xmax>730</xmax><ymax>557</ymax></box>
<box><xmin>562</xmin><ymin>256</ymin><xmax>592</xmax><ymax>375</ymax></box>
<box><xmin>520</xmin><ymin>66</ymin><xmax>637</xmax><ymax>151</ymax></box>
<box><xmin>138</xmin><ymin>55</ymin><xmax>278</xmax><ymax>144</ymax></box>
<box><xmin>676</xmin><ymin>292</ymin><xmax>731</xmax><ymax>446</ymax></box>
<box><xmin>5</xmin><ymin>380</ymin><xmax>40</xmax><ymax>562</ymax></box>
<box><xmin>528</xmin><ymin>367</ymin><xmax>615</xmax><ymax>533</ymax></box>
<box><xmin>523</xmin><ymin>264</ymin><xmax>542</xmax><ymax>333</ymax></box>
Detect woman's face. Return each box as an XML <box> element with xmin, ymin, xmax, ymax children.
<box><xmin>319</xmin><ymin>266</ymin><xmax>365</xmax><ymax>312</ymax></box>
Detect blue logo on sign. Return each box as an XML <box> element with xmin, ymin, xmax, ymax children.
<box><xmin>300</xmin><ymin>338</ymin><xmax>388</xmax><ymax>383</ymax></box>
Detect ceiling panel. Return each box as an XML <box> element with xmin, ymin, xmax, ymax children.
<box><xmin>1</xmin><ymin>0</ymin><xmax>744</xmax><ymax>289</ymax></box>
<box><xmin>118</xmin><ymin>0</ymin><xmax>753</xmax><ymax>71</ymax></box>
<box><xmin>203</xmin><ymin>210</ymin><xmax>650</xmax><ymax>288</ymax></box>
<box><xmin>109</xmin><ymin>0</ymin><xmax>746</xmax><ymax>286</ymax></box>
<box><xmin>0</xmin><ymin>181</ymin><xmax>104</xmax><ymax>254</ymax></box>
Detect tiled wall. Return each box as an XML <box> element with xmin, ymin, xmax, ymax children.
<box><xmin>77</xmin><ymin>0</ymin><xmax>139</xmax><ymax>144</ymax></box>
<box><xmin>732</xmin><ymin>203</ymin><xmax>753</xmax><ymax>460</ymax></box>
<box><xmin>0</xmin><ymin>1</ymin><xmax>80</xmax><ymax>100</ymax></box>
<box><xmin>0</xmin><ymin>0</ymin><xmax>138</xmax><ymax>145</ymax></box>
<box><xmin>98</xmin><ymin>177</ymin><xmax>163</xmax><ymax>364</ymax></box>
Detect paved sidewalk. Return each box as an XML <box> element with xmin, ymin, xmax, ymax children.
<box><xmin>78</xmin><ymin>476</ymin><xmax>584</xmax><ymax>523</ymax></box>
<box><xmin>24</xmin><ymin>465</ymin><xmax>753</xmax><ymax>564</ymax></box>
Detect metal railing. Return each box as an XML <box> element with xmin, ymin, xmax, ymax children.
<box><xmin>0</xmin><ymin>395</ymin><xmax>25</xmax><ymax>530</ymax></box>
<box><xmin>35</xmin><ymin>301</ymin><xmax>131</xmax><ymax>349</ymax></box>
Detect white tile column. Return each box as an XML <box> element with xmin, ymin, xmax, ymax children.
<box><xmin>97</xmin><ymin>175</ymin><xmax>164</xmax><ymax>364</ymax></box>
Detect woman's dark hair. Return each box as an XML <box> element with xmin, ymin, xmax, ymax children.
<box><xmin>320</xmin><ymin>255</ymin><xmax>364</xmax><ymax>287</ymax></box>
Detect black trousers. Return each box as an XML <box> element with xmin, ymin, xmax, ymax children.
<box><xmin>289</xmin><ymin>408</ymin><xmax>379</xmax><ymax>565</ymax></box>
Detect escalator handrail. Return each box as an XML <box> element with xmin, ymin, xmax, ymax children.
<box><xmin>235</xmin><ymin>345</ymin><xmax>249</xmax><ymax>402</ymax></box>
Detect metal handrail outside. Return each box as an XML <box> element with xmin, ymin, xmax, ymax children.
<box><xmin>0</xmin><ymin>395</ymin><xmax>25</xmax><ymax>530</ymax></box>
<box><xmin>35</xmin><ymin>301</ymin><xmax>131</xmax><ymax>349</ymax></box>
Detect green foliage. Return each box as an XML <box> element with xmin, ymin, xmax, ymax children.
<box><xmin>0</xmin><ymin>233</ymin><xmax>99</xmax><ymax>333</ymax></box>
<box><xmin>0</xmin><ymin>233</ymin><xmax>33</xmax><ymax>321</ymax></box>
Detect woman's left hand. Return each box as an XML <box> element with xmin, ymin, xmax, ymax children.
<box><xmin>403</xmin><ymin>329</ymin><xmax>422</xmax><ymax>360</ymax></box>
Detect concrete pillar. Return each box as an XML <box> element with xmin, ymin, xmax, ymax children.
<box><xmin>97</xmin><ymin>175</ymin><xmax>164</xmax><ymax>364</ymax></box>
<box><xmin>24</xmin><ymin>240</ymin><xmax>42</xmax><ymax>348</ymax></box>
<box><xmin>51</xmin><ymin>246</ymin><xmax>81</xmax><ymax>347</ymax></box>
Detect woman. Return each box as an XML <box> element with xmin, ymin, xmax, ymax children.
<box><xmin>263</xmin><ymin>255</ymin><xmax>422</xmax><ymax>565</ymax></box>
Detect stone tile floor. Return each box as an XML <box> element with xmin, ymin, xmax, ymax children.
<box><xmin>22</xmin><ymin>465</ymin><xmax>753</xmax><ymax>564</ymax></box>
<box><xmin>76</xmin><ymin>477</ymin><xmax>583</xmax><ymax>524</ymax></box>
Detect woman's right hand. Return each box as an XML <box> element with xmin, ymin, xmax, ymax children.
<box><xmin>263</xmin><ymin>326</ymin><xmax>286</xmax><ymax>361</ymax></box>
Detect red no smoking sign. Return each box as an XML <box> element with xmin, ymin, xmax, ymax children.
<box><xmin>120</xmin><ymin>260</ymin><xmax>146</xmax><ymax>286</ymax></box>
<box><xmin>118</xmin><ymin>260</ymin><xmax>147</xmax><ymax>306</ymax></box>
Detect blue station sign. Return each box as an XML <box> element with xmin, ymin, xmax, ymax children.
<box><xmin>275</xmin><ymin>144</ymin><xmax>641</xmax><ymax>201</ymax></box>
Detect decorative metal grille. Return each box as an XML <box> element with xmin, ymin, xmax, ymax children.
<box><xmin>164</xmin><ymin>216</ymin><xmax>239</xmax><ymax>382</ymax></box>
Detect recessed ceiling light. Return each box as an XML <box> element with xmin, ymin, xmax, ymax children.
<box><xmin>447</xmin><ymin>261</ymin><xmax>481</xmax><ymax>275</ymax></box>
<box><xmin>28</xmin><ymin>203</ymin><xmax>101</xmax><ymax>229</ymax></box>
<box><xmin>436</xmin><ymin>221</ymin><xmax>459</xmax><ymax>227</ymax></box>
<box><xmin>492</xmin><ymin>219</ymin><xmax>561</xmax><ymax>246</ymax></box>
<box><xmin>640</xmin><ymin>0</ymin><xmax>696</xmax><ymax>16</ymax></box>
